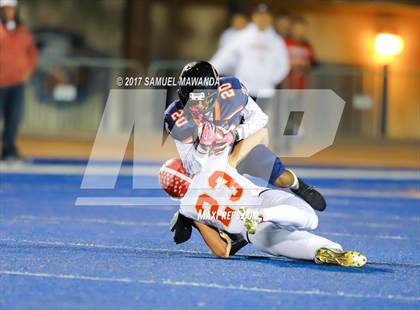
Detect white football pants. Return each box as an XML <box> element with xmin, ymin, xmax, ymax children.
<box><xmin>248</xmin><ymin>190</ymin><xmax>342</xmax><ymax>260</ymax></box>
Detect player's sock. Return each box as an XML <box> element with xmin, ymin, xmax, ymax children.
<box><xmin>261</xmin><ymin>205</ymin><xmax>317</xmax><ymax>231</ymax></box>
<box><xmin>287</xmin><ymin>169</ymin><xmax>299</xmax><ymax>190</ymax></box>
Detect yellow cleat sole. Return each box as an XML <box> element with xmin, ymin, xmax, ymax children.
<box><xmin>315</xmin><ymin>248</ymin><xmax>367</xmax><ymax>268</ymax></box>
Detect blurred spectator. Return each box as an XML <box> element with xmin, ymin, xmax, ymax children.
<box><xmin>211</xmin><ymin>3</ymin><xmax>290</xmax><ymax>104</ymax></box>
<box><xmin>282</xmin><ymin>16</ymin><xmax>316</xmax><ymax>89</ymax></box>
<box><xmin>274</xmin><ymin>12</ymin><xmax>292</xmax><ymax>40</ymax></box>
<box><xmin>0</xmin><ymin>0</ymin><xmax>37</xmax><ymax>160</ymax></box>
<box><xmin>32</xmin><ymin>28</ymin><xmax>110</xmax><ymax>107</ymax></box>
<box><xmin>218</xmin><ymin>12</ymin><xmax>248</xmax><ymax>49</ymax></box>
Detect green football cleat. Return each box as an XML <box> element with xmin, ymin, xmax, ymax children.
<box><xmin>315</xmin><ymin>248</ymin><xmax>367</xmax><ymax>267</ymax></box>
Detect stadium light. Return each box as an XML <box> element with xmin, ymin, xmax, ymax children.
<box><xmin>374</xmin><ymin>33</ymin><xmax>404</xmax><ymax>58</ymax></box>
<box><xmin>374</xmin><ymin>32</ymin><xmax>404</xmax><ymax>138</ymax></box>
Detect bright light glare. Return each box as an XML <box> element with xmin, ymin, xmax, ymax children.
<box><xmin>374</xmin><ymin>33</ymin><xmax>404</xmax><ymax>57</ymax></box>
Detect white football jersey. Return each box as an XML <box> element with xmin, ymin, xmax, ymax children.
<box><xmin>180</xmin><ymin>155</ymin><xmax>265</xmax><ymax>235</ymax></box>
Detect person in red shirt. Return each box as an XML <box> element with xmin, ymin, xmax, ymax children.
<box><xmin>0</xmin><ymin>0</ymin><xmax>37</xmax><ymax>160</ymax></box>
<box><xmin>282</xmin><ymin>16</ymin><xmax>316</xmax><ymax>89</ymax></box>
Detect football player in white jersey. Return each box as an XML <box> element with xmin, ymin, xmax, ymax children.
<box><xmin>160</xmin><ymin>127</ymin><xmax>367</xmax><ymax>267</ymax></box>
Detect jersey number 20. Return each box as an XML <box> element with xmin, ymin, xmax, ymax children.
<box><xmin>171</xmin><ymin>109</ymin><xmax>188</xmax><ymax>127</ymax></box>
<box><xmin>219</xmin><ymin>82</ymin><xmax>235</xmax><ymax>100</ymax></box>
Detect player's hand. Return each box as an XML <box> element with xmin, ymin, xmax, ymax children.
<box><xmin>170</xmin><ymin>211</ymin><xmax>193</xmax><ymax>244</ymax></box>
<box><xmin>213</xmin><ymin>126</ymin><xmax>237</xmax><ymax>155</ymax></box>
<box><xmin>194</xmin><ymin>121</ymin><xmax>216</xmax><ymax>154</ymax></box>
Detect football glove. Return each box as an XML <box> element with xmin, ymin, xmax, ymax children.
<box><xmin>170</xmin><ymin>211</ymin><xmax>194</xmax><ymax>244</ymax></box>
<box><xmin>194</xmin><ymin>121</ymin><xmax>216</xmax><ymax>154</ymax></box>
<box><xmin>213</xmin><ymin>126</ymin><xmax>238</xmax><ymax>155</ymax></box>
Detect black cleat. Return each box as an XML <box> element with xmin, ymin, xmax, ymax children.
<box><xmin>291</xmin><ymin>178</ymin><xmax>326</xmax><ymax>211</ymax></box>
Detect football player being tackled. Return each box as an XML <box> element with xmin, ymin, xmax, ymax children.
<box><xmin>160</xmin><ymin>61</ymin><xmax>367</xmax><ymax>267</ymax></box>
<box><xmin>160</xmin><ymin>154</ymin><xmax>367</xmax><ymax>267</ymax></box>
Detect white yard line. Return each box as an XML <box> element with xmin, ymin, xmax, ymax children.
<box><xmin>292</xmin><ymin>167</ymin><xmax>420</xmax><ymax>180</ymax></box>
<box><xmin>74</xmin><ymin>197</ymin><xmax>178</xmax><ymax>207</ymax></box>
<box><xmin>0</xmin><ymin>212</ymin><xmax>417</xmax><ymax>242</ymax></box>
<box><xmin>2</xmin><ymin>163</ymin><xmax>419</xmax><ymax>200</ymax></box>
<box><xmin>1</xmin><ymin>163</ymin><xmax>419</xmax><ymax>180</ymax></box>
<box><xmin>1</xmin><ymin>215</ymin><xmax>169</xmax><ymax>227</ymax></box>
<box><xmin>0</xmin><ymin>270</ymin><xmax>419</xmax><ymax>302</ymax></box>
<box><xmin>324</xmin><ymin>212</ymin><xmax>420</xmax><ymax>222</ymax></box>
<box><xmin>325</xmin><ymin>198</ymin><xmax>418</xmax><ymax>208</ymax></box>
<box><xmin>321</xmin><ymin>232</ymin><xmax>417</xmax><ymax>241</ymax></box>
<box><xmin>319</xmin><ymin>188</ymin><xmax>420</xmax><ymax>199</ymax></box>
<box><xmin>2</xmin><ymin>238</ymin><xmax>419</xmax><ymax>266</ymax></box>
<box><xmin>0</xmin><ymin>238</ymin><xmax>205</xmax><ymax>255</ymax></box>
<box><xmin>0</xmin><ymin>164</ymin><xmax>149</xmax><ymax>176</ymax></box>
<box><xmin>0</xmin><ymin>215</ymin><xmax>414</xmax><ymax>231</ymax></box>
<box><xmin>74</xmin><ymin>186</ymin><xmax>420</xmax><ymax>208</ymax></box>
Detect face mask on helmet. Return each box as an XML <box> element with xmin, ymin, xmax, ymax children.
<box><xmin>186</xmin><ymin>90</ymin><xmax>218</xmax><ymax>119</ymax></box>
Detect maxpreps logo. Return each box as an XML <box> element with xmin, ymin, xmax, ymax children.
<box><xmin>197</xmin><ymin>209</ymin><xmax>235</xmax><ymax>222</ymax></box>
<box><xmin>197</xmin><ymin>208</ymin><xmax>259</xmax><ymax>222</ymax></box>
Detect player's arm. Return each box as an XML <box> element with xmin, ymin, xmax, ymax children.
<box><xmin>213</xmin><ymin>96</ymin><xmax>269</xmax><ymax>155</ymax></box>
<box><xmin>229</xmin><ymin>127</ymin><xmax>268</xmax><ymax>168</ymax></box>
<box><xmin>194</xmin><ymin>221</ymin><xmax>248</xmax><ymax>258</ymax></box>
<box><xmin>194</xmin><ymin>221</ymin><xmax>231</xmax><ymax>258</ymax></box>
<box><xmin>235</xmin><ymin>96</ymin><xmax>269</xmax><ymax>141</ymax></box>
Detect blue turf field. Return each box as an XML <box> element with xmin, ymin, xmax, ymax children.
<box><xmin>0</xmin><ymin>160</ymin><xmax>419</xmax><ymax>309</ymax></box>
